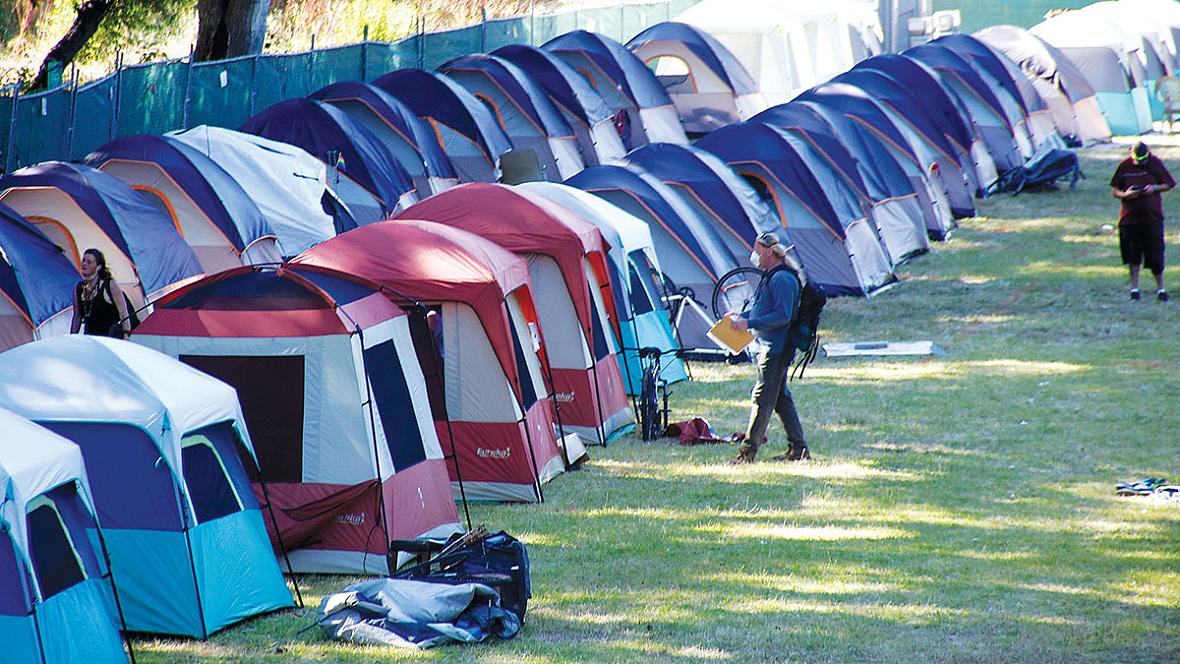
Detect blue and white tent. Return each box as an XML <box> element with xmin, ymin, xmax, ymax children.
<box><xmin>518</xmin><ymin>181</ymin><xmax>688</xmax><ymax>394</ymax></box>
<box><xmin>621</xmin><ymin>142</ymin><xmax>777</xmax><ymax>259</ymax></box>
<box><xmin>85</xmin><ymin>134</ymin><xmax>283</xmax><ymax>273</ymax></box>
<box><xmin>492</xmin><ymin>44</ymin><xmax>628</xmax><ymax>166</ymax></box>
<box><xmin>441</xmin><ymin>54</ymin><xmax>586</xmax><ymax>181</ymax></box>
<box><xmin>751</xmin><ymin>104</ymin><xmax>933</xmax><ymax>261</ymax></box>
<box><xmin>544</xmin><ymin>30</ymin><xmax>689</xmax><ymax>149</ymax></box>
<box><xmin>0</xmin><ymin>407</ymin><xmax>128</xmax><ymax>664</ymax></box>
<box><xmin>0</xmin><ymin>336</ymin><xmax>294</xmax><ymax>638</ymax></box>
<box><xmin>697</xmin><ymin>122</ymin><xmax>894</xmax><ymax>297</ymax></box>
<box><xmin>240</xmin><ymin>98</ymin><xmax>418</xmax><ymax>224</ymax></box>
<box><xmin>373</xmin><ymin>69</ymin><xmax>513</xmax><ymax>183</ymax></box>
<box><xmin>0</xmin><ymin>162</ymin><xmax>204</xmax><ymax>306</ymax></box>
<box><xmin>626</xmin><ymin>22</ymin><xmax>767</xmax><ymax>133</ymax></box>
<box><xmin>311</xmin><ymin>81</ymin><xmax>459</xmax><ymax>196</ymax></box>
<box><xmin>801</xmin><ymin>81</ymin><xmax>976</xmax><ymax>221</ymax></box>
<box><xmin>0</xmin><ymin>202</ymin><xmax>78</xmax><ymax>351</ymax></box>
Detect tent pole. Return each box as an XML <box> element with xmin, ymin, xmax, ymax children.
<box><xmin>181</xmin><ymin>520</ymin><xmax>209</xmax><ymax>640</ymax></box>
<box><xmin>508</xmin><ymin>300</ymin><xmax>547</xmax><ymax>503</ymax></box>
<box><xmin>255</xmin><ymin>477</ymin><xmax>304</xmax><ymax>607</ymax></box>
<box><xmin>352</xmin><ymin>325</ymin><xmax>395</xmax><ymax>574</ymax></box>
<box><xmin>89</xmin><ymin>502</ymin><xmax>137</xmax><ymax>663</ymax></box>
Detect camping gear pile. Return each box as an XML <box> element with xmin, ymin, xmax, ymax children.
<box><xmin>0</xmin><ymin>0</ymin><xmax>1160</xmax><ymax>657</ymax></box>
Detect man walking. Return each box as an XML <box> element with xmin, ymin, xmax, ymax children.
<box><xmin>728</xmin><ymin>232</ymin><xmax>810</xmax><ymax>464</ymax></box>
<box><xmin>1111</xmin><ymin>141</ymin><xmax>1173</xmax><ymax>301</ymax></box>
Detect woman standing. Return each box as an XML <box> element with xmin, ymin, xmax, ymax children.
<box><xmin>70</xmin><ymin>248</ymin><xmax>133</xmax><ymax>338</ymax></box>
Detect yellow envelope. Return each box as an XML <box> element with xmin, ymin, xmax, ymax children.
<box><xmin>707</xmin><ymin>317</ymin><xmax>755</xmax><ymax>355</ymax></box>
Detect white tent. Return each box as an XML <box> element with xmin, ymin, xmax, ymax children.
<box><xmin>677</xmin><ymin>0</ymin><xmax>883</xmax><ymax>105</ymax></box>
<box><xmin>171</xmin><ymin>126</ymin><xmax>338</xmax><ymax>257</ymax></box>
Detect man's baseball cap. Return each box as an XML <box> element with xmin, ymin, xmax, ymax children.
<box><xmin>1132</xmin><ymin>141</ymin><xmax>1150</xmax><ymax>163</ymax></box>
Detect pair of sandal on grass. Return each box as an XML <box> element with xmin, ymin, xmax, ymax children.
<box><xmin>1116</xmin><ymin>477</ymin><xmax>1179</xmax><ymax>500</ymax></box>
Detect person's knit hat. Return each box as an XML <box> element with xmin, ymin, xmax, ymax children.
<box><xmin>1132</xmin><ymin>141</ymin><xmax>1151</xmax><ymax>163</ymax></box>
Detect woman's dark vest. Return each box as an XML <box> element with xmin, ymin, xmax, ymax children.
<box><xmin>76</xmin><ymin>278</ymin><xmax>121</xmax><ymax>337</ymax></box>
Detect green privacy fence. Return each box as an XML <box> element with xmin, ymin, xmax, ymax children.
<box><xmin>0</xmin><ymin>0</ymin><xmax>701</xmax><ymax>173</ymax></box>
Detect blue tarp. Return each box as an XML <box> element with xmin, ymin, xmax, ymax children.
<box><xmin>0</xmin><ymin>202</ymin><xmax>77</xmax><ymax>332</ymax></box>
<box><xmin>85</xmin><ymin>134</ymin><xmax>273</xmax><ymax>251</ymax></box>
<box><xmin>0</xmin><ymin>162</ymin><xmax>203</xmax><ymax>296</ymax></box>
<box><xmin>240</xmin><ymin>98</ymin><xmax>416</xmax><ymax>215</ymax></box>
<box><xmin>626</xmin><ymin>22</ymin><xmax>759</xmax><ymax>94</ymax></box>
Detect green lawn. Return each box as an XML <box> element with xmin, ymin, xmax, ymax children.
<box><xmin>134</xmin><ymin>145</ymin><xmax>1180</xmax><ymax>662</ymax></box>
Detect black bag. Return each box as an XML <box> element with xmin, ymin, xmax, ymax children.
<box><xmin>778</xmin><ymin>268</ymin><xmax>826</xmax><ymax>380</ymax></box>
<box><xmin>393</xmin><ymin>531</ymin><xmax>531</xmax><ymax>620</ymax></box>
<box><xmin>104</xmin><ymin>279</ymin><xmax>140</xmax><ymax>336</ymax></box>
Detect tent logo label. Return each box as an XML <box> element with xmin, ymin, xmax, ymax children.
<box><xmin>555</xmin><ymin>391</ymin><xmax>576</xmax><ymax>403</ymax></box>
<box><xmin>477</xmin><ymin>447</ymin><xmax>511</xmax><ymax>459</ymax></box>
<box><xmin>335</xmin><ymin>511</ymin><xmax>366</xmax><ymax>526</ymax></box>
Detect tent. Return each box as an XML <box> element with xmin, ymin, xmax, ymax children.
<box><xmin>170</xmin><ymin>125</ymin><xmax>343</xmax><ymax>256</ymax></box>
<box><xmin>544</xmin><ymin>30</ymin><xmax>689</xmax><ymax>149</ymax></box>
<box><xmin>395</xmin><ymin>184</ymin><xmax>633</xmax><ymax>446</ymax></box>
<box><xmin>1081</xmin><ymin>2</ymin><xmax>1171</xmax><ymax>117</ymax></box>
<box><xmin>566</xmin><ymin>164</ymin><xmax>747</xmax><ymax>354</ymax></box>
<box><xmin>675</xmin><ymin>0</ymin><xmax>882</xmax><ymax>105</ymax></box>
<box><xmin>849</xmin><ymin>56</ymin><xmax>999</xmax><ymax>193</ymax></box>
<box><xmin>746</xmin><ymin>106</ymin><xmax>931</xmax><ymax>263</ymax></box>
<box><xmin>85</xmin><ymin>134</ymin><xmax>282</xmax><ymax>273</ymax></box>
<box><xmin>1030</xmin><ymin>11</ymin><xmax>1153</xmax><ymax>135</ymax></box>
<box><xmin>697</xmin><ymin>122</ymin><xmax>895</xmax><ymax>297</ymax></box>
<box><xmin>372</xmin><ymin>69</ymin><xmax>513</xmax><ymax>184</ymax></box>
<box><xmin>517</xmin><ymin>181</ymin><xmax>688</xmax><ymax>395</ymax></box>
<box><xmin>0</xmin><ymin>407</ymin><xmax>128</xmax><ymax>664</ymax></box>
<box><xmin>932</xmin><ymin>33</ymin><xmax>1060</xmax><ymax>149</ymax></box>
<box><xmin>311</xmin><ymin>81</ymin><xmax>459</xmax><ymax>196</ymax></box>
<box><xmin>975</xmin><ymin>25</ymin><xmax>1112</xmax><ymax>145</ymax></box>
<box><xmin>905</xmin><ymin>42</ymin><xmax>1033</xmax><ymax>169</ymax></box>
<box><xmin>240</xmin><ymin>98</ymin><xmax>418</xmax><ymax>224</ymax></box>
<box><xmin>492</xmin><ymin>44</ymin><xmax>628</xmax><ymax>166</ymax></box>
<box><xmin>440</xmin><ymin>55</ymin><xmax>586</xmax><ymax>181</ymax></box>
<box><xmin>132</xmin><ymin>266</ymin><xmax>460</xmax><ymax>574</ymax></box>
<box><xmin>621</xmin><ymin>142</ymin><xmax>777</xmax><ymax>259</ymax></box>
<box><xmin>0</xmin><ymin>162</ymin><xmax>203</xmax><ymax>307</ymax></box>
<box><xmin>0</xmin><ymin>202</ymin><xmax>78</xmax><ymax>351</ymax></box>
<box><xmin>0</xmin><ymin>336</ymin><xmax>294</xmax><ymax>638</ymax></box>
<box><xmin>804</xmin><ymin>79</ymin><xmax>976</xmax><ymax>220</ymax></box>
<box><xmin>290</xmin><ymin>221</ymin><xmax>565</xmax><ymax>503</ymax></box>
<box><xmin>625</xmin><ymin>22</ymin><xmax>767</xmax><ymax>133</ymax></box>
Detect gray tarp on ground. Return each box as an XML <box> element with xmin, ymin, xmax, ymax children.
<box><xmin>318</xmin><ymin>578</ymin><xmax>521</xmax><ymax>649</ymax></box>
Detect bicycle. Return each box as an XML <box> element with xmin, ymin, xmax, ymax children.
<box><xmin>637</xmin><ymin>346</ymin><xmax>676</xmax><ymax>441</ymax></box>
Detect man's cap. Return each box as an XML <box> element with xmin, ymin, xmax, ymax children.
<box><xmin>1132</xmin><ymin>141</ymin><xmax>1150</xmax><ymax>162</ymax></box>
<box><xmin>756</xmin><ymin>232</ymin><xmax>780</xmax><ymax>248</ymax></box>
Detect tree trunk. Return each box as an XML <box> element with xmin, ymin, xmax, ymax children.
<box><xmin>30</xmin><ymin>0</ymin><xmax>113</xmax><ymax>91</ymax></box>
<box><xmin>195</xmin><ymin>0</ymin><xmax>268</xmax><ymax>62</ymax></box>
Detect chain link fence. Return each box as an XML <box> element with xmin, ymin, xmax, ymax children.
<box><xmin>0</xmin><ymin>0</ymin><xmax>700</xmax><ymax>173</ymax></box>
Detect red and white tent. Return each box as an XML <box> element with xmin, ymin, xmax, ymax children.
<box><xmin>396</xmin><ymin>183</ymin><xmax>634</xmax><ymax>446</ymax></box>
<box><xmin>289</xmin><ymin>220</ymin><xmax>565</xmax><ymax>503</ymax></box>
<box><xmin>133</xmin><ymin>265</ymin><xmax>460</xmax><ymax>573</ymax></box>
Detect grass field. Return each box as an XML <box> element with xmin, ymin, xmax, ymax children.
<box><xmin>134</xmin><ymin>145</ymin><xmax>1180</xmax><ymax>663</ymax></box>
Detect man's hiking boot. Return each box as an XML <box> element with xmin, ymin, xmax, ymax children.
<box><xmin>729</xmin><ymin>445</ymin><xmax>758</xmax><ymax>464</ymax></box>
<box><xmin>1159</xmin><ymin>290</ymin><xmax>1170</xmax><ymax>302</ymax></box>
<box><xmin>1130</xmin><ymin>289</ymin><xmax>1141</xmax><ymax>301</ymax></box>
<box><xmin>772</xmin><ymin>446</ymin><xmax>812</xmax><ymax>462</ymax></box>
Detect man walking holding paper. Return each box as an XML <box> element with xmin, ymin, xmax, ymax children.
<box><xmin>728</xmin><ymin>232</ymin><xmax>810</xmax><ymax>464</ymax></box>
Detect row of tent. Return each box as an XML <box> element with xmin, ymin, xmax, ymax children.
<box><xmin>0</xmin><ymin>2</ymin><xmax>1164</xmax><ymax>659</ymax></box>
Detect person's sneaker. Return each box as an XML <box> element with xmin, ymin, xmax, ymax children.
<box><xmin>1130</xmin><ymin>289</ymin><xmax>1141</xmax><ymax>301</ymax></box>
<box><xmin>1159</xmin><ymin>290</ymin><xmax>1170</xmax><ymax>302</ymax></box>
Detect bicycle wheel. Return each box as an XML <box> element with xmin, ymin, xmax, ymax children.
<box><xmin>711</xmin><ymin>267</ymin><xmax>762</xmax><ymax>319</ymax></box>
<box><xmin>639</xmin><ymin>363</ymin><xmax>660</xmax><ymax>441</ymax></box>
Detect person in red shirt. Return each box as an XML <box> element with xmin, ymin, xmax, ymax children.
<box><xmin>1111</xmin><ymin>142</ymin><xmax>1174</xmax><ymax>301</ymax></box>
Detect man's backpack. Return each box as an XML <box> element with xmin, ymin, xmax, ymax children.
<box><xmin>784</xmin><ymin>270</ymin><xmax>826</xmax><ymax>379</ymax></box>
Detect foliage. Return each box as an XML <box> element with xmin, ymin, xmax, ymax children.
<box><xmin>126</xmin><ymin>145</ymin><xmax>1180</xmax><ymax>662</ymax></box>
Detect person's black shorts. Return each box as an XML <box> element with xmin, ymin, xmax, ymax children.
<box><xmin>1119</xmin><ymin>222</ymin><xmax>1166</xmax><ymax>273</ymax></box>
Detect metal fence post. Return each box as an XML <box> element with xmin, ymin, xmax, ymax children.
<box><xmin>361</xmin><ymin>25</ymin><xmax>369</xmax><ymax>81</ymax></box>
<box><xmin>418</xmin><ymin>16</ymin><xmax>425</xmax><ymax>69</ymax></box>
<box><xmin>307</xmin><ymin>35</ymin><xmax>316</xmax><ymax>93</ymax></box>
<box><xmin>65</xmin><ymin>66</ymin><xmax>79</xmax><ymax>158</ymax></box>
<box><xmin>250</xmin><ymin>53</ymin><xmax>260</xmax><ymax>117</ymax></box>
<box><xmin>5</xmin><ymin>86</ymin><xmax>19</xmax><ymax>173</ymax></box>
<box><xmin>481</xmin><ymin>2</ymin><xmax>488</xmax><ymax>53</ymax></box>
<box><xmin>619</xmin><ymin>5</ymin><xmax>626</xmax><ymax>42</ymax></box>
<box><xmin>530</xmin><ymin>1</ymin><xmax>536</xmax><ymax>46</ymax></box>
<box><xmin>182</xmin><ymin>45</ymin><xmax>195</xmax><ymax>129</ymax></box>
<box><xmin>111</xmin><ymin>52</ymin><xmax>123</xmax><ymax>139</ymax></box>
